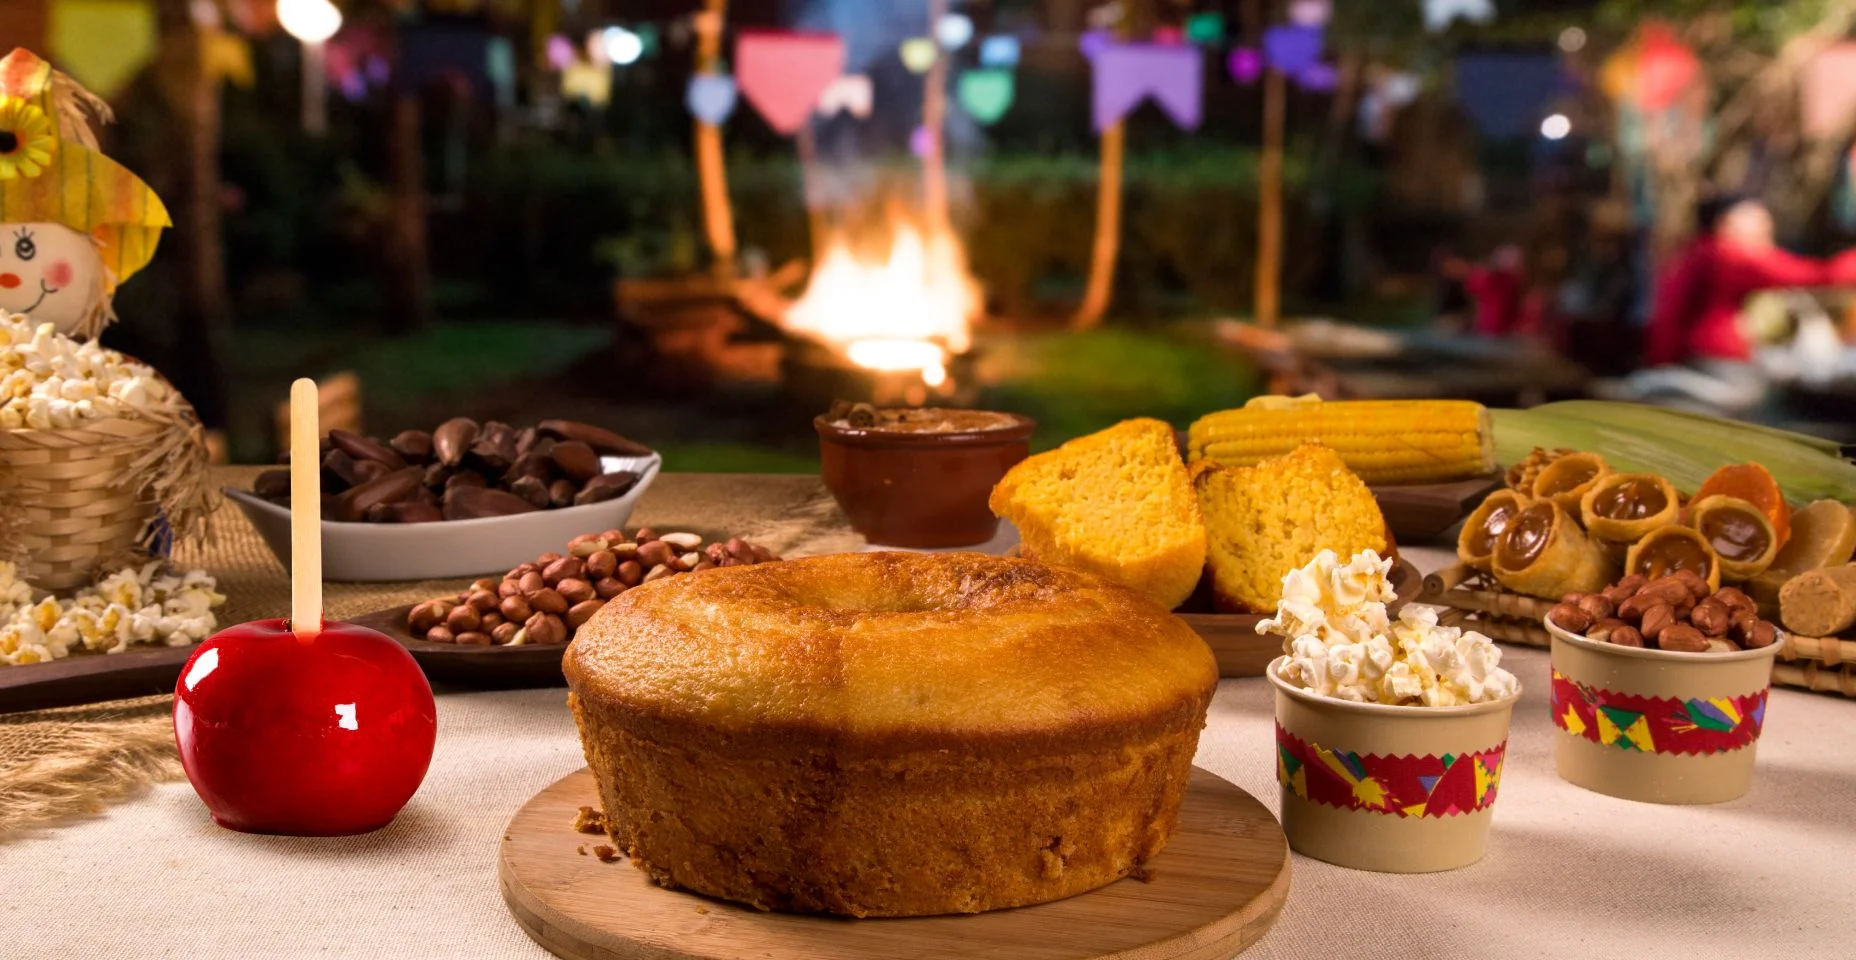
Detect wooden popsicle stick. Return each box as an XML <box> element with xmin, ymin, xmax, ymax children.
<box><xmin>290</xmin><ymin>378</ymin><xmax>323</xmax><ymax>639</ymax></box>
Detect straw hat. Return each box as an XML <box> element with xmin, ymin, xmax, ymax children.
<box><xmin>0</xmin><ymin>49</ymin><xmax>170</xmax><ymax>338</ymax></box>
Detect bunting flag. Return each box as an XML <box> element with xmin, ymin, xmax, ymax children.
<box><xmin>1276</xmin><ymin>724</ymin><xmax>1506</xmax><ymax>819</ymax></box>
<box><xmin>1634</xmin><ymin>23</ymin><xmax>1700</xmax><ymax>112</ymax></box>
<box><xmin>736</xmin><ymin>30</ymin><xmax>844</xmax><ymax>136</ymax></box>
<box><xmin>47</xmin><ymin>0</ymin><xmax>157</xmax><ymax>99</ymax></box>
<box><xmin>1185</xmin><ymin>12</ymin><xmax>1225</xmax><ymax>45</ymax></box>
<box><xmin>1228</xmin><ymin>47</ymin><xmax>1262</xmax><ymax>85</ymax></box>
<box><xmin>1289</xmin><ymin>0</ymin><xmax>1333</xmax><ymax>28</ymax></box>
<box><xmin>686</xmin><ymin>73</ymin><xmax>737</xmax><ymax>125</ymax></box>
<box><xmin>401</xmin><ymin>21</ymin><xmax>495</xmax><ymax>99</ymax></box>
<box><xmin>1262</xmin><ymin>24</ymin><xmax>1324</xmax><ymax>76</ymax></box>
<box><xmin>899</xmin><ymin>36</ymin><xmax>937</xmax><ymax>74</ymax></box>
<box><xmin>958</xmin><ymin>69</ymin><xmax>1015</xmax><ymax>125</ymax></box>
<box><xmin>1550</xmin><ymin>671</ymin><xmax>1768</xmax><ymax>756</ymax></box>
<box><xmin>1455</xmin><ymin>53</ymin><xmax>1566</xmax><ymax>139</ymax></box>
<box><xmin>1298</xmin><ymin>63</ymin><xmax>1339</xmax><ymax>92</ymax></box>
<box><xmin>1092</xmin><ymin>43</ymin><xmax>1203</xmax><ymax>132</ymax></box>
<box><xmin>1079</xmin><ymin>29</ymin><xmax>1112</xmax><ymax>61</ymax></box>
<box><xmin>1801</xmin><ymin>44</ymin><xmax>1856</xmax><ymax>139</ymax></box>
<box><xmin>1424</xmin><ymin>0</ymin><xmax>1495</xmax><ymax>33</ymax></box>
<box><xmin>816</xmin><ymin>74</ymin><xmax>872</xmax><ymax>119</ymax></box>
<box><xmin>979</xmin><ymin>35</ymin><xmax>1020</xmax><ymax>69</ymax></box>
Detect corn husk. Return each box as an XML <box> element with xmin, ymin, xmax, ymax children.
<box><xmin>1492</xmin><ymin>402</ymin><xmax>1856</xmax><ymax>505</ymax></box>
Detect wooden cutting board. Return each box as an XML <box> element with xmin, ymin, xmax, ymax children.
<box><xmin>500</xmin><ymin>767</ymin><xmax>1291</xmax><ymax>960</ymax></box>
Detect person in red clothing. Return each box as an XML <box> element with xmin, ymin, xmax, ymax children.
<box><xmin>1645</xmin><ymin>198</ymin><xmax>1829</xmax><ymax>366</ymax></box>
<box><xmin>1443</xmin><ymin>245</ymin><xmax>1544</xmax><ymax>338</ymax></box>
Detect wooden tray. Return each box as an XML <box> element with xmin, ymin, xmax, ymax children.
<box><xmin>1171</xmin><ymin>432</ymin><xmax>1500</xmax><ymax>544</ymax></box>
<box><xmin>1418</xmin><ymin>562</ymin><xmax>1856</xmax><ymax>700</ymax></box>
<box><xmin>500</xmin><ymin>767</ymin><xmax>1291</xmax><ymax>960</ymax></box>
<box><xmin>1371</xmin><ymin>474</ymin><xmax>1504</xmax><ymax>544</ymax></box>
<box><xmin>347</xmin><ymin>604</ymin><xmax>569</xmax><ymax>688</ymax></box>
<box><xmin>350</xmin><ymin>557</ymin><xmax>1422</xmax><ymax>689</ymax></box>
<box><xmin>0</xmin><ymin>643</ymin><xmax>196</xmax><ymax>714</ymax></box>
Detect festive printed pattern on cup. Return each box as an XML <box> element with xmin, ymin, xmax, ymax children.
<box><xmin>1550</xmin><ymin>671</ymin><xmax>1768</xmax><ymax>756</ymax></box>
<box><xmin>1275</xmin><ymin>724</ymin><xmax>1505</xmax><ymax>818</ymax></box>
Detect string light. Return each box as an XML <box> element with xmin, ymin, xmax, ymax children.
<box><xmin>276</xmin><ymin>0</ymin><xmax>341</xmax><ymax>44</ymax></box>
<box><xmin>1541</xmin><ymin>113</ymin><xmax>1572</xmax><ymax>140</ymax></box>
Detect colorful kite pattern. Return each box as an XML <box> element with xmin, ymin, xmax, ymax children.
<box><xmin>1275</xmin><ymin>724</ymin><xmax>1505</xmax><ymax>819</ymax></box>
<box><xmin>1550</xmin><ymin>671</ymin><xmax>1767</xmax><ymax>756</ymax></box>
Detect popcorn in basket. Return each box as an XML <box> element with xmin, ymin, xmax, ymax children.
<box><xmin>0</xmin><ymin>49</ymin><xmax>211</xmax><ymax>592</ymax></box>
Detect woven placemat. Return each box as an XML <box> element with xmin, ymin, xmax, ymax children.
<box><xmin>0</xmin><ymin>467</ymin><xmax>866</xmax><ymax>836</ymax></box>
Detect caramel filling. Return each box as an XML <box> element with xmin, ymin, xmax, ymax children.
<box><xmin>1536</xmin><ymin>460</ymin><xmax>1599</xmax><ymax>498</ymax></box>
<box><xmin>1632</xmin><ymin>531</ymin><xmax>1714</xmax><ymax>579</ymax></box>
<box><xmin>1592</xmin><ymin>477</ymin><xmax>1668</xmax><ymax>520</ymax></box>
<box><xmin>1496</xmin><ymin>502</ymin><xmax>1557</xmax><ymax>570</ymax></box>
<box><xmin>1698</xmin><ymin>508</ymin><xmax>1771</xmax><ymax>563</ymax></box>
<box><xmin>1467</xmin><ymin>498</ymin><xmax>1518</xmax><ymax>558</ymax></box>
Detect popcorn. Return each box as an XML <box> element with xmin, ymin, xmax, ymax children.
<box><xmin>0</xmin><ymin>559</ymin><xmax>225</xmax><ymax>665</ymax></box>
<box><xmin>1261</xmin><ymin>550</ymin><xmax>1518</xmax><ymax>707</ymax></box>
<box><xmin>0</xmin><ymin>315</ymin><xmax>179</xmax><ymax>429</ymax></box>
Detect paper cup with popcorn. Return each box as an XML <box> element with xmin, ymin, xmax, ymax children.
<box><xmin>1260</xmin><ymin>550</ymin><xmax>1522</xmax><ymax>874</ymax></box>
<box><xmin>1543</xmin><ymin>616</ymin><xmax>1781</xmax><ymax>805</ymax></box>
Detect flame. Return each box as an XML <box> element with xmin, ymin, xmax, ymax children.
<box><xmin>783</xmin><ymin>221</ymin><xmax>979</xmax><ymax>380</ymax></box>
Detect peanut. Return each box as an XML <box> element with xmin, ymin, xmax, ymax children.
<box><xmin>455</xmin><ymin>631</ymin><xmax>492</xmax><ymax>646</ymax></box>
<box><xmin>499</xmin><ymin>595</ymin><xmax>533</xmax><ymax>623</ymax></box>
<box><xmin>567</xmin><ymin>599</ymin><xmax>605</xmax><ymax>629</ymax></box>
<box><xmin>636</xmin><ymin>541</ymin><xmax>675</xmax><ymax>569</ymax></box>
<box><xmin>543</xmin><ymin>556</ymin><xmax>585</xmax><ymax>585</ymax></box>
<box><xmin>524</xmin><ymin>612</ymin><xmax>567</xmax><ymax>645</ymax></box>
<box><xmin>1637</xmin><ymin>603</ymin><xmax>1675</xmax><ymax>643</ymax></box>
<box><xmin>1609</xmin><ymin>625</ymin><xmax>1645</xmax><ymax>648</ymax></box>
<box><xmin>584</xmin><ymin>550</ymin><xmax>618</xmax><ymax>581</ymax></box>
<box><xmin>425</xmin><ymin>625</ymin><xmax>456</xmax><ymax>644</ymax></box>
<box><xmin>1659</xmin><ymin>624</ymin><xmax>1709</xmax><ymax>653</ymax></box>
<box><xmin>529</xmin><ymin>588</ymin><xmax>569</xmax><ymax>615</ymax></box>
<box><xmin>617</xmin><ymin>560</ymin><xmax>643</xmax><ymax>586</ymax></box>
<box><xmin>1689</xmin><ymin>599</ymin><xmax>1732</xmax><ymax>638</ymax></box>
<box><xmin>1549</xmin><ymin>603</ymin><xmax>1594</xmax><ymax>634</ymax></box>
<box><xmin>446</xmin><ymin>604</ymin><xmax>482</xmax><ymax>633</ymax></box>
<box><xmin>594</xmin><ymin>577</ymin><xmax>626</xmax><ymax>599</ymax></box>
<box><xmin>557</xmin><ymin>578</ymin><xmax>596</xmax><ymax>605</ymax></box>
<box><xmin>1575</xmin><ymin>593</ymin><xmax>1615</xmax><ymax>622</ymax></box>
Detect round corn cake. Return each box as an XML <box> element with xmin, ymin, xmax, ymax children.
<box><xmin>563</xmin><ymin>551</ymin><xmax>1219</xmax><ymax>918</ymax></box>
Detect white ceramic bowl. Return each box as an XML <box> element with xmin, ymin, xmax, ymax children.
<box><xmin>225</xmin><ymin>454</ymin><xmax>660</xmax><ymax>582</ymax></box>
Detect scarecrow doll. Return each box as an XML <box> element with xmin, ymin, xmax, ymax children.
<box><xmin>0</xmin><ymin>48</ymin><xmax>170</xmax><ymax>339</ymax></box>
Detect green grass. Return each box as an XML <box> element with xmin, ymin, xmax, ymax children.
<box><xmin>978</xmin><ymin>325</ymin><xmax>1263</xmax><ymax>451</ymax></box>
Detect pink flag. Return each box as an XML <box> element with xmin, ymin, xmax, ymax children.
<box><xmin>736</xmin><ymin>30</ymin><xmax>845</xmax><ymax>135</ymax></box>
<box><xmin>1803</xmin><ymin>44</ymin><xmax>1856</xmax><ymax>139</ymax></box>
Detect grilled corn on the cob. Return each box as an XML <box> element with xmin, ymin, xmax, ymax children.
<box><xmin>1188</xmin><ymin>396</ymin><xmax>1495</xmax><ymax>484</ymax></box>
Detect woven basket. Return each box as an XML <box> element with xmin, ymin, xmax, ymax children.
<box><xmin>0</xmin><ymin>418</ymin><xmax>165</xmax><ymax>591</ymax></box>
<box><xmin>1419</xmin><ymin>563</ymin><xmax>1856</xmax><ymax>701</ymax></box>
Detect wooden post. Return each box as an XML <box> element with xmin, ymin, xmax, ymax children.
<box><xmin>384</xmin><ymin>91</ymin><xmax>430</xmax><ymax>333</ymax></box>
<box><xmin>1255</xmin><ymin>66</ymin><xmax>1285</xmax><ymax>329</ymax></box>
<box><xmin>151</xmin><ymin>0</ymin><xmax>230</xmax><ymax>428</ymax></box>
<box><xmin>794</xmin><ymin>120</ymin><xmax>829</xmax><ymax>256</ymax></box>
<box><xmin>1073</xmin><ymin>120</ymin><xmax>1124</xmax><ymax>329</ymax></box>
<box><xmin>693</xmin><ymin>0</ymin><xmax>737</xmax><ymax>276</ymax></box>
<box><xmin>922</xmin><ymin>0</ymin><xmax>951</xmax><ymax>233</ymax></box>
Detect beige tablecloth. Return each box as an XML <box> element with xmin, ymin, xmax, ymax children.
<box><xmin>5</xmin><ymin>532</ymin><xmax>1855</xmax><ymax>958</ymax></box>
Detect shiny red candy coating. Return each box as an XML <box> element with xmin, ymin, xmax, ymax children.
<box><xmin>174</xmin><ymin>618</ymin><xmax>437</xmax><ymax>836</ymax></box>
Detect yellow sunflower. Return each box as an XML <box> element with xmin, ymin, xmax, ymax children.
<box><xmin>0</xmin><ymin>97</ymin><xmax>55</xmax><ymax>181</ymax></box>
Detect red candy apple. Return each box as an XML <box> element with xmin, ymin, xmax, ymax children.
<box><xmin>173</xmin><ymin>618</ymin><xmax>437</xmax><ymax>836</ymax></box>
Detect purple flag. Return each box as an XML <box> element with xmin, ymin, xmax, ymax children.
<box><xmin>1262</xmin><ymin>24</ymin><xmax>1323</xmax><ymax>75</ymax></box>
<box><xmin>1228</xmin><ymin>47</ymin><xmax>1262</xmax><ymax>84</ymax></box>
<box><xmin>1297</xmin><ymin>63</ymin><xmax>1339</xmax><ymax>92</ymax></box>
<box><xmin>1092</xmin><ymin>43</ymin><xmax>1204</xmax><ymax>132</ymax></box>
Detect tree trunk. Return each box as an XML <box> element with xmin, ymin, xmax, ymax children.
<box><xmin>1073</xmin><ymin>121</ymin><xmax>1123</xmax><ymax>329</ymax></box>
<box><xmin>151</xmin><ymin>0</ymin><xmax>229</xmax><ymax>430</ymax></box>
<box><xmin>1255</xmin><ymin>67</ymin><xmax>1286</xmax><ymax>329</ymax></box>
<box><xmin>693</xmin><ymin>0</ymin><xmax>736</xmax><ymax>276</ymax></box>
<box><xmin>1074</xmin><ymin>0</ymin><xmax>1153</xmax><ymax>329</ymax></box>
<box><xmin>383</xmin><ymin>92</ymin><xmax>430</xmax><ymax>334</ymax></box>
<box><xmin>922</xmin><ymin>0</ymin><xmax>951</xmax><ymax>234</ymax></box>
